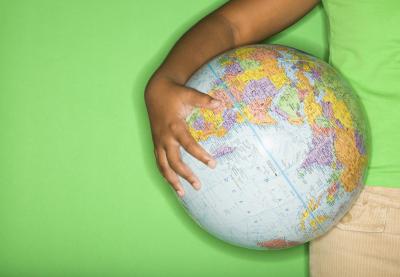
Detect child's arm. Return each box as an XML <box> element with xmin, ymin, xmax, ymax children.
<box><xmin>145</xmin><ymin>0</ymin><xmax>319</xmax><ymax>197</ymax></box>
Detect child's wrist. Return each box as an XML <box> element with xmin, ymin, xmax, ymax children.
<box><xmin>152</xmin><ymin>64</ymin><xmax>191</xmax><ymax>86</ymax></box>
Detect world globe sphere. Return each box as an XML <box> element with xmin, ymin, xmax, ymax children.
<box><xmin>178</xmin><ymin>44</ymin><xmax>370</xmax><ymax>250</ymax></box>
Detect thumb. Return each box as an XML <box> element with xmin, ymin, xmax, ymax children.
<box><xmin>185</xmin><ymin>87</ymin><xmax>222</xmax><ymax>109</ymax></box>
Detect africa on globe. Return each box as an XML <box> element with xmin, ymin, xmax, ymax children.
<box><xmin>178</xmin><ymin>44</ymin><xmax>369</xmax><ymax>250</ymax></box>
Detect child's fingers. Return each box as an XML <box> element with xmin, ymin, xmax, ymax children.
<box><xmin>154</xmin><ymin>147</ymin><xmax>185</xmax><ymax>197</ymax></box>
<box><xmin>176</xmin><ymin>128</ymin><xmax>216</xmax><ymax>169</ymax></box>
<box><xmin>165</xmin><ymin>144</ymin><xmax>201</xmax><ymax>191</ymax></box>
<box><xmin>185</xmin><ymin>87</ymin><xmax>222</xmax><ymax>109</ymax></box>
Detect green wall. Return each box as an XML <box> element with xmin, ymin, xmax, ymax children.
<box><xmin>0</xmin><ymin>1</ymin><xmax>328</xmax><ymax>276</ymax></box>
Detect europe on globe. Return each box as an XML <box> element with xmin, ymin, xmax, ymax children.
<box><xmin>178</xmin><ymin>44</ymin><xmax>370</xmax><ymax>250</ymax></box>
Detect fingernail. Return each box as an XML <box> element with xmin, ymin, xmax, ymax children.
<box><xmin>192</xmin><ymin>181</ymin><xmax>201</xmax><ymax>191</ymax></box>
<box><xmin>177</xmin><ymin>190</ymin><xmax>184</xmax><ymax>198</ymax></box>
<box><xmin>207</xmin><ymin>159</ymin><xmax>216</xmax><ymax>169</ymax></box>
<box><xmin>210</xmin><ymin>99</ymin><xmax>221</xmax><ymax>108</ymax></box>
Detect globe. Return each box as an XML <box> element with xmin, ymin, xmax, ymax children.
<box><xmin>178</xmin><ymin>44</ymin><xmax>370</xmax><ymax>250</ymax></box>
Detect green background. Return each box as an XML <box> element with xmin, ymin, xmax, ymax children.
<box><xmin>0</xmin><ymin>1</ymin><xmax>328</xmax><ymax>276</ymax></box>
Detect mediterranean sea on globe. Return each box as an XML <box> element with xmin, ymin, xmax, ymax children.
<box><xmin>178</xmin><ymin>44</ymin><xmax>370</xmax><ymax>250</ymax></box>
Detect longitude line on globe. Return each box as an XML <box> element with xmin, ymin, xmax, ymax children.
<box><xmin>206</xmin><ymin>62</ymin><xmax>325</xmax><ymax>234</ymax></box>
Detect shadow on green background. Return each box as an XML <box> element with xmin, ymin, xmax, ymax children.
<box><xmin>1</xmin><ymin>0</ymin><xmax>327</xmax><ymax>276</ymax></box>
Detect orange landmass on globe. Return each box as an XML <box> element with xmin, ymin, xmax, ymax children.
<box><xmin>334</xmin><ymin>127</ymin><xmax>368</xmax><ymax>192</ymax></box>
<box><xmin>243</xmin><ymin>97</ymin><xmax>277</xmax><ymax>125</ymax></box>
<box><xmin>257</xmin><ymin>239</ymin><xmax>301</xmax><ymax>249</ymax></box>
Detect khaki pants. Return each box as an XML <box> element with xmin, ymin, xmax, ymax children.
<box><xmin>309</xmin><ymin>186</ymin><xmax>400</xmax><ymax>277</ymax></box>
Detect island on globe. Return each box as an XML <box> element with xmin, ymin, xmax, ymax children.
<box><xmin>178</xmin><ymin>44</ymin><xmax>370</xmax><ymax>250</ymax></box>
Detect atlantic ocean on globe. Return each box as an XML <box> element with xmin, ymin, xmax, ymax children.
<box><xmin>178</xmin><ymin>44</ymin><xmax>370</xmax><ymax>250</ymax></box>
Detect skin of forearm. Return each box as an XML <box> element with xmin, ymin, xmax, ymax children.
<box><xmin>151</xmin><ymin>13</ymin><xmax>238</xmax><ymax>86</ymax></box>
<box><xmin>149</xmin><ymin>0</ymin><xmax>319</xmax><ymax>87</ymax></box>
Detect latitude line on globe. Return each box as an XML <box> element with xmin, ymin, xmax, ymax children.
<box><xmin>207</xmin><ymin>63</ymin><xmax>325</xmax><ymax>234</ymax></box>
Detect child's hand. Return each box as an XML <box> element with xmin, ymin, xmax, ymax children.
<box><xmin>145</xmin><ymin>75</ymin><xmax>221</xmax><ymax>197</ymax></box>
<box><xmin>144</xmin><ymin>0</ymin><xmax>319</xmax><ymax>198</ymax></box>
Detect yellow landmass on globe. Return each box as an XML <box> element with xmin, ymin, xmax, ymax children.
<box><xmin>300</xmin><ymin>195</ymin><xmax>328</xmax><ymax>231</ymax></box>
<box><xmin>304</xmin><ymin>90</ymin><xmax>323</xmax><ymax>125</ymax></box>
<box><xmin>261</xmin><ymin>58</ymin><xmax>290</xmax><ymax>89</ymax></box>
<box><xmin>323</xmin><ymin>89</ymin><xmax>353</xmax><ymax>129</ymax></box>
